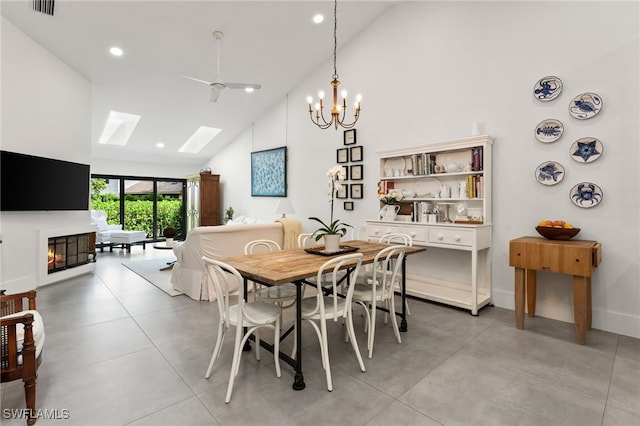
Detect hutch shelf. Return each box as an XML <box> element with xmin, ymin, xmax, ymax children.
<box><xmin>367</xmin><ymin>135</ymin><xmax>493</xmax><ymax>315</ymax></box>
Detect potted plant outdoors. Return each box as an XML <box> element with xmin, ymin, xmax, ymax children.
<box><xmin>309</xmin><ymin>165</ymin><xmax>351</xmax><ymax>252</ymax></box>
<box><xmin>378</xmin><ymin>189</ymin><xmax>404</xmax><ymax>221</ymax></box>
<box><xmin>163</xmin><ymin>226</ymin><xmax>178</xmax><ymax>247</ymax></box>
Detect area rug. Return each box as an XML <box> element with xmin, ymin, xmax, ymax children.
<box><xmin>122</xmin><ymin>257</ymin><xmax>183</xmax><ymax>296</ymax></box>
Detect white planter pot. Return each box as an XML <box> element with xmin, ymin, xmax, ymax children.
<box><xmin>323</xmin><ymin>234</ymin><xmax>341</xmax><ymax>252</ymax></box>
<box><xmin>165</xmin><ymin>238</ymin><xmax>174</xmax><ymax>247</ymax></box>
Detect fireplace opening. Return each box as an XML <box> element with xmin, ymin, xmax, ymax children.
<box><xmin>47</xmin><ymin>233</ymin><xmax>91</xmax><ymax>274</ymax></box>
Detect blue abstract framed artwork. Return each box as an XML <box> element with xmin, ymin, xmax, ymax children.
<box><xmin>251</xmin><ymin>146</ymin><xmax>287</xmax><ymax>197</ymax></box>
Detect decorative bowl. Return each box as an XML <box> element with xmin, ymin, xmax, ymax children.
<box><xmin>535</xmin><ymin>226</ymin><xmax>581</xmax><ymax>240</ymax></box>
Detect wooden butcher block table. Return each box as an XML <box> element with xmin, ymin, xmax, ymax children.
<box><xmin>509</xmin><ymin>236</ymin><xmax>602</xmax><ymax>344</ymax></box>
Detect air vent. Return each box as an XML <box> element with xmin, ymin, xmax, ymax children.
<box><xmin>32</xmin><ymin>0</ymin><xmax>55</xmax><ymax>16</ymax></box>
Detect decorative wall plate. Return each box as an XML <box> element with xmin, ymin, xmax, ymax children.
<box><xmin>533</xmin><ymin>76</ymin><xmax>563</xmax><ymax>101</ymax></box>
<box><xmin>570</xmin><ymin>137</ymin><xmax>603</xmax><ymax>163</ymax></box>
<box><xmin>570</xmin><ymin>182</ymin><xmax>603</xmax><ymax>208</ymax></box>
<box><xmin>535</xmin><ymin>161</ymin><xmax>565</xmax><ymax>185</ymax></box>
<box><xmin>534</xmin><ymin>119</ymin><xmax>564</xmax><ymax>143</ymax></box>
<box><xmin>569</xmin><ymin>92</ymin><xmax>603</xmax><ymax>119</ymax></box>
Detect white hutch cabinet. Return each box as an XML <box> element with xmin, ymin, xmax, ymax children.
<box><xmin>367</xmin><ymin>135</ymin><xmax>493</xmax><ymax>315</ymax></box>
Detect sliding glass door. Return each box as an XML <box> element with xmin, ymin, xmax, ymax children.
<box><xmin>91</xmin><ymin>175</ymin><xmax>186</xmax><ymax>241</ymax></box>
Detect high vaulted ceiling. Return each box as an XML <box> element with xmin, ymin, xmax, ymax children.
<box><xmin>1</xmin><ymin>0</ymin><xmax>396</xmax><ymax>166</ymax></box>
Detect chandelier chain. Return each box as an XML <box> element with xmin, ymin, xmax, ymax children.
<box><xmin>333</xmin><ymin>0</ymin><xmax>338</xmax><ymax>80</ymax></box>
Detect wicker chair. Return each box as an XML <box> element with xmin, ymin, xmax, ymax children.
<box><xmin>1</xmin><ymin>290</ymin><xmax>44</xmax><ymax>425</ymax></box>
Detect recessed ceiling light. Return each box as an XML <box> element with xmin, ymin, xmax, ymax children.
<box><xmin>245</xmin><ymin>87</ymin><xmax>254</xmax><ymax>93</ymax></box>
<box><xmin>109</xmin><ymin>47</ymin><xmax>123</xmax><ymax>57</ymax></box>
<box><xmin>312</xmin><ymin>14</ymin><xmax>324</xmax><ymax>24</ymax></box>
<box><xmin>156</xmin><ymin>142</ymin><xmax>165</xmax><ymax>148</ymax></box>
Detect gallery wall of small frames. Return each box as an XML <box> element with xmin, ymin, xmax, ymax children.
<box><xmin>533</xmin><ymin>75</ymin><xmax>604</xmax><ymax>208</ymax></box>
<box><xmin>337</xmin><ymin>128</ymin><xmax>363</xmax><ymax>211</ymax></box>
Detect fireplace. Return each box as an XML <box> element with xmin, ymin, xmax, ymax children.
<box><xmin>39</xmin><ymin>226</ymin><xmax>97</xmax><ymax>286</ymax></box>
<box><xmin>47</xmin><ymin>233</ymin><xmax>91</xmax><ymax>274</ymax></box>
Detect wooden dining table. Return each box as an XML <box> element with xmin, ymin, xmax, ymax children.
<box><xmin>223</xmin><ymin>239</ymin><xmax>426</xmax><ymax>391</ymax></box>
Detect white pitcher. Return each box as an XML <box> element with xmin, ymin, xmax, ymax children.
<box><xmin>379</xmin><ymin>204</ymin><xmax>400</xmax><ymax>221</ymax></box>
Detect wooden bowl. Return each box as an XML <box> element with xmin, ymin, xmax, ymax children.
<box><xmin>535</xmin><ymin>226</ymin><xmax>581</xmax><ymax>240</ymax></box>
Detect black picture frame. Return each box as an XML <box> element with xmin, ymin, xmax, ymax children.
<box><xmin>336</xmin><ymin>184</ymin><xmax>348</xmax><ymax>199</ymax></box>
<box><xmin>350</xmin><ymin>145</ymin><xmax>363</xmax><ymax>162</ymax></box>
<box><xmin>337</xmin><ymin>148</ymin><xmax>349</xmax><ymax>164</ymax></box>
<box><xmin>350</xmin><ymin>164</ymin><xmax>363</xmax><ymax>180</ymax></box>
<box><xmin>344</xmin><ymin>201</ymin><xmax>354</xmax><ymax>211</ymax></box>
<box><xmin>350</xmin><ymin>183</ymin><xmax>363</xmax><ymax>199</ymax></box>
<box><xmin>251</xmin><ymin>146</ymin><xmax>287</xmax><ymax>197</ymax></box>
<box><xmin>344</xmin><ymin>129</ymin><xmax>357</xmax><ymax>145</ymax></box>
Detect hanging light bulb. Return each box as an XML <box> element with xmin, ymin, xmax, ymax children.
<box><xmin>306</xmin><ymin>0</ymin><xmax>361</xmax><ymax>130</ymax></box>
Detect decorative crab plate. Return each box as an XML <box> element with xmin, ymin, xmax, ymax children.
<box><xmin>535</xmin><ymin>161</ymin><xmax>565</xmax><ymax>185</ymax></box>
<box><xmin>570</xmin><ymin>182</ymin><xmax>603</xmax><ymax>208</ymax></box>
<box><xmin>570</xmin><ymin>137</ymin><xmax>603</xmax><ymax>163</ymax></box>
<box><xmin>534</xmin><ymin>119</ymin><xmax>564</xmax><ymax>143</ymax></box>
<box><xmin>533</xmin><ymin>76</ymin><xmax>563</xmax><ymax>101</ymax></box>
<box><xmin>569</xmin><ymin>92</ymin><xmax>603</xmax><ymax>119</ymax></box>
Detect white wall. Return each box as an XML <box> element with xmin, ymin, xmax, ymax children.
<box><xmin>0</xmin><ymin>17</ymin><xmax>94</xmax><ymax>291</ymax></box>
<box><xmin>211</xmin><ymin>2</ymin><xmax>640</xmax><ymax>338</ymax></box>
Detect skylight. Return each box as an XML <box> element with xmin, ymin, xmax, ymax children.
<box><xmin>178</xmin><ymin>126</ymin><xmax>222</xmax><ymax>154</ymax></box>
<box><xmin>98</xmin><ymin>111</ymin><xmax>141</xmax><ymax>146</ymax></box>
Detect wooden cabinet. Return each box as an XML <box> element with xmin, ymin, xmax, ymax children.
<box><xmin>186</xmin><ymin>172</ymin><xmax>220</xmax><ymax>230</ymax></box>
<box><xmin>367</xmin><ymin>135</ymin><xmax>493</xmax><ymax>315</ymax></box>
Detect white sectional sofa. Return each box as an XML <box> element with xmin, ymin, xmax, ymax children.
<box><xmin>170</xmin><ymin>218</ymin><xmax>301</xmax><ymax>301</ymax></box>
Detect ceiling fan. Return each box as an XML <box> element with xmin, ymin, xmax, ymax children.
<box><xmin>183</xmin><ymin>30</ymin><xmax>262</xmax><ymax>102</ymax></box>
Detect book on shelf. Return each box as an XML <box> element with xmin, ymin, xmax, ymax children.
<box><xmin>471</xmin><ymin>146</ymin><xmax>483</xmax><ymax>171</ymax></box>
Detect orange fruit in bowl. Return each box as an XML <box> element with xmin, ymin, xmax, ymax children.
<box><xmin>552</xmin><ymin>220</ymin><xmax>566</xmax><ymax>227</ymax></box>
<box><xmin>538</xmin><ymin>220</ymin><xmax>553</xmax><ymax>227</ymax></box>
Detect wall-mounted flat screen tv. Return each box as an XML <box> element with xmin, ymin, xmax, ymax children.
<box><xmin>1</xmin><ymin>150</ymin><xmax>90</xmax><ymax>211</ymax></box>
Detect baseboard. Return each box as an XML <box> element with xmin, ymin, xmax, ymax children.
<box><xmin>491</xmin><ymin>288</ymin><xmax>640</xmax><ymax>339</ymax></box>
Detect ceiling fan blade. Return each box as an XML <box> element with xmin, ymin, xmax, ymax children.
<box><xmin>210</xmin><ymin>88</ymin><xmax>222</xmax><ymax>102</ymax></box>
<box><xmin>225</xmin><ymin>83</ymin><xmax>262</xmax><ymax>90</ymax></box>
<box><xmin>183</xmin><ymin>75</ymin><xmax>214</xmax><ymax>86</ymax></box>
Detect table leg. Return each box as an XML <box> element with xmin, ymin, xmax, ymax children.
<box><xmin>526</xmin><ymin>269</ymin><xmax>537</xmax><ymax>317</ymax></box>
<box><xmin>293</xmin><ymin>281</ymin><xmax>305</xmax><ymax>390</ymax></box>
<box><xmin>514</xmin><ymin>267</ymin><xmax>525</xmax><ymax>329</ymax></box>
<box><xmin>573</xmin><ymin>275</ymin><xmax>589</xmax><ymax>345</ymax></box>
<box><xmin>400</xmin><ymin>256</ymin><xmax>408</xmax><ymax>332</ymax></box>
<box><xmin>586</xmin><ymin>277</ymin><xmax>592</xmax><ymax>330</ymax></box>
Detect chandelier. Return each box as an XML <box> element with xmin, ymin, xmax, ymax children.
<box><xmin>306</xmin><ymin>0</ymin><xmax>361</xmax><ymax>130</ymax></box>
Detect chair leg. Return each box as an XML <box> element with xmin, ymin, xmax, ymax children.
<box><xmin>346</xmin><ymin>308</ymin><xmax>366</xmax><ymax>373</ymax></box>
<box><xmin>24</xmin><ymin>376</ymin><xmax>37</xmax><ymax>426</ymax></box>
<box><xmin>273</xmin><ymin>317</ymin><xmax>281</xmax><ymax>378</ymax></box>
<box><xmin>319</xmin><ymin>320</ymin><xmax>333</xmax><ymax>392</ymax></box>
<box><xmin>225</xmin><ymin>323</ymin><xmax>245</xmax><ymax>403</ymax></box>
<box><xmin>389</xmin><ymin>296</ymin><xmax>402</xmax><ymax>344</ymax></box>
<box><xmin>368</xmin><ymin>301</ymin><xmax>377</xmax><ymax>359</ymax></box>
<box><xmin>205</xmin><ymin>322</ymin><xmax>226</xmax><ymax>379</ymax></box>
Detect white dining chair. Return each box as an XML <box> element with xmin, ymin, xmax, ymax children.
<box><xmin>297</xmin><ymin>233</ymin><xmax>315</xmax><ymax>248</ymax></box>
<box><xmin>244</xmin><ymin>239</ymin><xmax>298</xmax><ymax>306</ymax></box>
<box><xmin>202</xmin><ymin>256</ymin><xmax>282</xmax><ymax>403</ymax></box>
<box><xmin>351</xmin><ymin>245</ymin><xmax>406</xmax><ymax>358</ymax></box>
<box><xmin>350</xmin><ymin>224</ymin><xmax>368</xmax><ymax>241</ymax></box>
<box><xmin>378</xmin><ymin>232</ymin><xmax>413</xmax><ymax>317</ymax></box>
<box><xmin>291</xmin><ymin>253</ymin><xmax>366</xmax><ymax>391</ymax></box>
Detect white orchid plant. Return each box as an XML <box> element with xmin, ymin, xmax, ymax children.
<box><xmin>378</xmin><ymin>189</ymin><xmax>404</xmax><ymax>205</ymax></box>
<box><xmin>309</xmin><ymin>165</ymin><xmax>351</xmax><ymax>241</ymax></box>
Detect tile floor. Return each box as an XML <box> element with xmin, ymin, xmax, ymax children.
<box><xmin>2</xmin><ymin>247</ymin><xmax>639</xmax><ymax>426</ymax></box>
